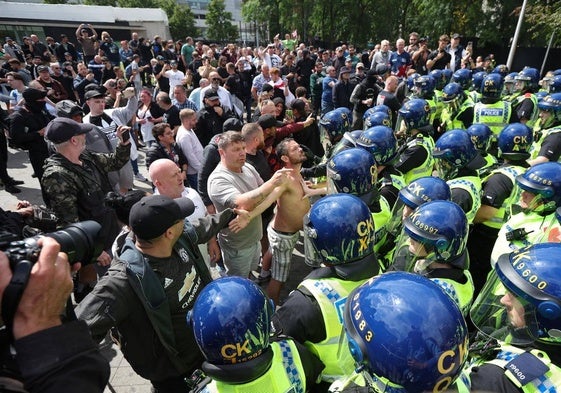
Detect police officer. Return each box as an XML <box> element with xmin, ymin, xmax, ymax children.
<box><xmin>189</xmin><ymin>276</ymin><xmax>325</xmax><ymax>392</ymax></box>
<box><xmin>272</xmin><ymin>194</ymin><xmax>378</xmax><ymax>387</ymax></box>
<box><xmin>318</xmin><ymin>107</ymin><xmax>353</xmax><ymax>158</ymax></box>
<box><xmin>381</xmin><ymin>176</ymin><xmax>451</xmax><ymax>270</ymax></box>
<box><xmin>466</xmin><ymin>123</ymin><xmax>499</xmax><ymax>178</ymax></box>
<box><xmin>433</xmin><ymin>129</ymin><xmax>483</xmax><ymax>224</ymax></box>
<box><xmin>461</xmin><ymin>243</ymin><xmax>561</xmax><ymax>392</ymax></box>
<box><xmin>451</xmin><ymin>68</ymin><xmax>473</xmax><ymax>95</ymax></box>
<box><xmin>511</xmin><ymin>67</ymin><xmax>540</xmax><ymax>127</ymax></box>
<box><xmin>469</xmin><ymin>123</ymin><xmax>532</xmax><ymax>294</ymax></box>
<box><xmin>362</xmin><ymin>104</ymin><xmax>393</xmax><ymax>129</ymax></box>
<box><xmin>356</xmin><ymin>125</ymin><xmax>406</xmax><ymax>209</ymax></box>
<box><xmin>328</xmin><ymin>271</ymin><xmax>469</xmax><ymax>392</ymax></box>
<box><xmin>326</xmin><ymin>148</ymin><xmax>390</xmax><ymax>253</ymax></box>
<box><xmin>528</xmin><ymin>93</ymin><xmax>561</xmax><ymax>166</ymax></box>
<box><xmin>391</xmin><ymin>200</ymin><xmax>474</xmax><ymax>315</ymax></box>
<box><xmin>473</xmin><ymin>73</ymin><xmax>515</xmax><ymax>146</ymax></box>
<box><xmin>490</xmin><ymin>162</ymin><xmax>561</xmax><ymax>266</ymax></box>
<box><xmin>409</xmin><ymin>75</ymin><xmax>442</xmax><ymax>131</ymax></box>
<box><xmin>469</xmin><ymin>71</ymin><xmax>486</xmax><ymax>104</ymax></box>
<box><xmin>439</xmin><ymin>82</ymin><xmax>474</xmax><ymax>133</ymax></box>
<box><xmin>393</xmin><ymin>98</ymin><xmax>435</xmax><ymax>184</ymax></box>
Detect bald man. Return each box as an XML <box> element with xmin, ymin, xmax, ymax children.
<box><xmin>149</xmin><ymin>158</ymin><xmax>250</xmax><ymax>269</ymax></box>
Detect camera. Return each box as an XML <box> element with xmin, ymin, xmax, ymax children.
<box><xmin>1</xmin><ymin>221</ymin><xmax>102</xmax><ymax>332</ymax></box>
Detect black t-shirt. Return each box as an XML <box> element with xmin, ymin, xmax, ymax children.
<box><xmin>246</xmin><ymin>151</ymin><xmax>272</xmax><ymax>181</ymax></box>
<box><xmin>427</xmin><ymin>49</ymin><xmax>451</xmax><ymax>70</ymax></box>
<box><xmin>515</xmin><ymin>96</ymin><xmax>535</xmax><ymax>123</ymax></box>
<box><xmin>163</xmin><ymin>105</ymin><xmax>181</xmax><ymax>129</ymax></box>
<box><xmin>481</xmin><ymin>171</ymin><xmax>515</xmax><ymax>208</ymax></box>
<box><xmin>148</xmin><ymin>251</ymin><xmax>204</xmax><ymax>369</ymax></box>
<box><xmin>538</xmin><ymin>131</ymin><xmax>561</xmax><ymax>161</ymax></box>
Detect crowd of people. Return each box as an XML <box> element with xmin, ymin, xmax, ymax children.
<box><xmin>1</xmin><ymin>24</ymin><xmax>561</xmax><ymax>393</ymax></box>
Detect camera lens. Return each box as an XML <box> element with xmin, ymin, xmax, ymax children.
<box><xmin>47</xmin><ymin>221</ymin><xmax>102</xmax><ymax>264</ymax></box>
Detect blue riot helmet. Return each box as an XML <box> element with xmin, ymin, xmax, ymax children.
<box><xmin>433</xmin><ymin>129</ymin><xmax>478</xmax><ymax>179</ymax></box>
<box><xmin>364</xmin><ymin>104</ymin><xmax>392</xmax><ymax>124</ymax></box>
<box><xmin>429</xmin><ymin>69</ymin><xmax>445</xmax><ymax>90</ymax></box>
<box><xmin>466</xmin><ymin>123</ymin><xmax>493</xmax><ymax>154</ymax></box>
<box><xmin>319</xmin><ymin>107</ymin><xmax>352</xmax><ymax>143</ymax></box>
<box><xmin>327</xmin><ymin>148</ymin><xmax>377</xmax><ymax>203</ymax></box>
<box><xmin>451</xmin><ymin>69</ymin><xmax>472</xmax><ymax>90</ymax></box>
<box><xmin>515</xmin><ymin>67</ymin><xmax>540</xmax><ymax>93</ymax></box>
<box><xmin>363</xmin><ymin>111</ymin><xmax>391</xmax><ymax>129</ymax></box>
<box><xmin>406</xmin><ymin>72</ymin><xmax>420</xmax><ymax>90</ymax></box>
<box><xmin>536</xmin><ymin>91</ymin><xmax>547</xmax><ymax>102</ymax></box>
<box><xmin>442</xmin><ymin>69</ymin><xmax>453</xmax><ymax>85</ymax></box>
<box><xmin>441</xmin><ymin>82</ymin><xmax>466</xmax><ymax>114</ymax></box>
<box><xmin>471</xmin><ymin>71</ymin><xmax>486</xmax><ymax>92</ymax></box>
<box><xmin>190</xmin><ymin>276</ymin><xmax>274</xmax><ymax>367</ymax></box>
<box><xmin>398</xmin><ymin>177</ymin><xmax>451</xmax><ymax>211</ymax></box>
<box><xmin>344</xmin><ymin>272</ymin><xmax>468</xmax><ymax>392</ymax></box>
<box><xmin>413</xmin><ymin>75</ymin><xmax>436</xmax><ymax>99</ymax></box>
<box><xmin>471</xmin><ymin>243</ymin><xmax>561</xmax><ymax>346</ymax></box>
<box><xmin>356</xmin><ymin>125</ymin><xmax>398</xmax><ymax>165</ymax></box>
<box><xmin>385</xmin><ymin>177</ymin><xmax>452</xmax><ymax>250</ymax></box>
<box><xmin>492</xmin><ymin>64</ymin><xmax>510</xmax><ymax>78</ymax></box>
<box><xmin>396</xmin><ymin>98</ymin><xmax>431</xmax><ymax>136</ymax></box>
<box><xmin>538</xmin><ymin>93</ymin><xmax>561</xmax><ymax>129</ymax></box>
<box><xmin>497</xmin><ymin>123</ymin><xmax>533</xmax><ymax>161</ymax></box>
<box><xmin>548</xmin><ymin>75</ymin><xmax>561</xmax><ymax>93</ymax></box>
<box><xmin>402</xmin><ymin>201</ymin><xmax>469</xmax><ymax>271</ymax></box>
<box><xmin>503</xmin><ymin>72</ymin><xmax>518</xmax><ymax>95</ymax></box>
<box><xmin>480</xmin><ymin>73</ymin><xmax>504</xmax><ymax>101</ymax></box>
<box><xmin>303</xmin><ymin>193</ymin><xmax>377</xmax><ymax>268</ymax></box>
<box><xmin>331</xmin><ymin>130</ymin><xmax>363</xmax><ymax>157</ymax></box>
<box><xmin>516</xmin><ymin>162</ymin><xmax>561</xmax><ymax>212</ymax></box>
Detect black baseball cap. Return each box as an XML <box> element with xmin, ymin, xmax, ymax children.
<box><xmin>204</xmin><ymin>89</ymin><xmax>219</xmax><ymax>100</ymax></box>
<box><xmin>22</xmin><ymin>88</ymin><xmax>47</xmax><ymax>102</ymax></box>
<box><xmin>84</xmin><ymin>89</ymin><xmax>105</xmax><ymax>100</ymax></box>
<box><xmin>129</xmin><ymin>195</ymin><xmax>195</xmax><ymax>240</ymax></box>
<box><xmin>45</xmin><ymin>117</ymin><xmax>94</xmax><ymax>144</ymax></box>
<box><xmin>257</xmin><ymin>114</ymin><xmax>284</xmax><ymax>129</ymax></box>
<box><xmin>56</xmin><ymin>100</ymin><xmax>84</xmax><ymax>118</ymax></box>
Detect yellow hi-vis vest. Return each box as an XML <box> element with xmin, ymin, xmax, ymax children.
<box><xmin>299</xmin><ymin>277</ymin><xmax>368</xmax><ymax>383</ymax></box>
<box><xmin>447</xmin><ymin>175</ymin><xmax>482</xmax><ymax>224</ymax></box>
<box><xmin>473</xmin><ymin>100</ymin><xmax>512</xmax><ymax>138</ymax></box>
<box><xmin>401</xmin><ymin>134</ymin><xmax>435</xmax><ymax>184</ymax></box>
<box><xmin>207</xmin><ymin>340</ymin><xmax>307</xmax><ymax>393</ymax></box>
<box><xmin>481</xmin><ymin>166</ymin><xmax>525</xmax><ymax>230</ymax></box>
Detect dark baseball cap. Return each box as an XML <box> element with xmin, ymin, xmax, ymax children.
<box><xmin>37</xmin><ymin>65</ymin><xmax>49</xmax><ymax>73</ymax></box>
<box><xmin>45</xmin><ymin>117</ymin><xmax>94</xmax><ymax>144</ymax></box>
<box><xmin>129</xmin><ymin>195</ymin><xmax>195</xmax><ymax>240</ymax></box>
<box><xmin>257</xmin><ymin>114</ymin><xmax>283</xmax><ymax>129</ymax></box>
<box><xmin>56</xmin><ymin>100</ymin><xmax>84</xmax><ymax>118</ymax></box>
<box><xmin>22</xmin><ymin>88</ymin><xmax>47</xmax><ymax>102</ymax></box>
<box><xmin>222</xmin><ymin>117</ymin><xmax>243</xmax><ymax>132</ymax></box>
<box><xmin>84</xmin><ymin>89</ymin><xmax>105</xmax><ymax>100</ymax></box>
<box><xmin>452</xmin><ymin>33</ymin><xmax>461</xmax><ymax>39</ymax></box>
<box><xmin>204</xmin><ymin>89</ymin><xmax>219</xmax><ymax>100</ymax></box>
<box><xmin>339</xmin><ymin>66</ymin><xmax>352</xmax><ymax>76</ymax></box>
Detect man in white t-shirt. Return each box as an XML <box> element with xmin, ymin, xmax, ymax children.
<box><xmin>176</xmin><ymin>108</ymin><xmax>204</xmax><ymax>189</ymax></box>
<box><xmin>163</xmin><ymin>60</ymin><xmax>185</xmax><ymax>100</ymax></box>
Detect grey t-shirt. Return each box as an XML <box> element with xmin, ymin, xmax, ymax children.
<box><xmin>208</xmin><ymin>163</ymin><xmax>263</xmax><ymax>249</ymax></box>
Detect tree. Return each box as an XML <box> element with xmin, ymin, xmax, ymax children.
<box><xmin>206</xmin><ymin>0</ymin><xmax>238</xmax><ymax>43</ymax></box>
<box><xmin>158</xmin><ymin>0</ymin><xmax>198</xmax><ymax>40</ymax></box>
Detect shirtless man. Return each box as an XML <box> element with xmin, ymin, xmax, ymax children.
<box><xmin>266</xmin><ymin>138</ymin><xmax>312</xmax><ymax>305</ymax></box>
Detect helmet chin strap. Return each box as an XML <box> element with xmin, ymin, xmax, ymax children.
<box><xmin>413</xmin><ymin>255</ymin><xmax>435</xmax><ymax>273</ymax></box>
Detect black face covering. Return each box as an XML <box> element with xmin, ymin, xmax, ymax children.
<box><xmin>26</xmin><ymin>100</ymin><xmax>46</xmax><ymax>113</ymax></box>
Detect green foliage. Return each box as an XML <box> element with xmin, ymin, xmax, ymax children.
<box><xmin>527</xmin><ymin>2</ymin><xmax>561</xmax><ymax>46</ymax></box>
<box><xmin>206</xmin><ymin>0</ymin><xmax>238</xmax><ymax>42</ymax></box>
<box><xmin>78</xmin><ymin>0</ymin><xmax>197</xmax><ymax>41</ymax></box>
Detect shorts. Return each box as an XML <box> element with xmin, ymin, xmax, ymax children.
<box><xmin>219</xmin><ymin>238</ymin><xmax>261</xmax><ymax>278</ymax></box>
<box><xmin>268</xmin><ymin>225</ymin><xmax>300</xmax><ymax>282</ymax></box>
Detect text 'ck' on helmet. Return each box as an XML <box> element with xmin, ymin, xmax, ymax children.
<box><xmin>497</xmin><ymin>123</ymin><xmax>533</xmax><ymax>161</ymax></box>
<box><xmin>189</xmin><ymin>276</ymin><xmax>274</xmax><ymax>367</ymax></box>
<box><xmin>344</xmin><ymin>271</ymin><xmax>468</xmax><ymax>392</ymax></box>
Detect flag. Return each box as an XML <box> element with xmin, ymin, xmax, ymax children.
<box><xmin>292</xmin><ymin>30</ymin><xmax>298</xmax><ymax>38</ymax></box>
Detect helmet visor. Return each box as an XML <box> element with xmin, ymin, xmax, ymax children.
<box><xmin>470</xmin><ymin>267</ymin><xmax>537</xmax><ymax>346</ymax></box>
<box><xmin>303</xmin><ymin>213</ymin><xmax>323</xmax><ymax>267</ymax></box>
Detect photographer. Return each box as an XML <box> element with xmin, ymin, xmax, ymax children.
<box><xmin>412</xmin><ymin>37</ymin><xmax>430</xmax><ymax>74</ymax></box>
<box><xmin>0</xmin><ymin>237</ymin><xmax>109</xmax><ymax>393</ymax></box>
<box><xmin>426</xmin><ymin>34</ymin><xmax>451</xmax><ymax>71</ymax></box>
